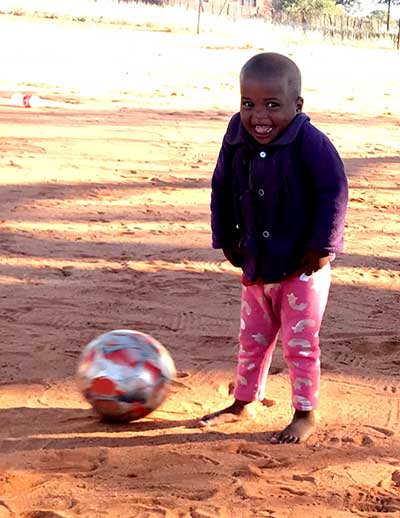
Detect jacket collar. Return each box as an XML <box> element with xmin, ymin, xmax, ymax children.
<box><xmin>225</xmin><ymin>112</ymin><xmax>310</xmax><ymax>148</ymax></box>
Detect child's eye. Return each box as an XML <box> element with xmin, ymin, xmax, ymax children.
<box><xmin>266</xmin><ymin>102</ymin><xmax>280</xmax><ymax>109</ymax></box>
<box><xmin>242</xmin><ymin>100</ymin><xmax>254</xmax><ymax>108</ymax></box>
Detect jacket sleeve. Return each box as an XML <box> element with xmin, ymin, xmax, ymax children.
<box><xmin>210</xmin><ymin>139</ymin><xmax>240</xmax><ymax>249</ymax></box>
<box><xmin>299</xmin><ymin>126</ymin><xmax>349</xmax><ymax>253</ymax></box>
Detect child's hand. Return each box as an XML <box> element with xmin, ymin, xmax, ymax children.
<box><xmin>223</xmin><ymin>246</ymin><xmax>244</xmax><ymax>267</ymax></box>
<box><xmin>301</xmin><ymin>250</ymin><xmax>330</xmax><ymax>276</ymax></box>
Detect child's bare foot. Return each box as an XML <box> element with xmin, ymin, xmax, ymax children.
<box><xmin>270</xmin><ymin>410</ymin><xmax>315</xmax><ymax>444</ymax></box>
<box><xmin>199</xmin><ymin>400</ymin><xmax>255</xmax><ymax>427</ymax></box>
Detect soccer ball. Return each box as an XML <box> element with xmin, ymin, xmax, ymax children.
<box><xmin>76</xmin><ymin>329</ymin><xmax>176</xmax><ymax>422</ymax></box>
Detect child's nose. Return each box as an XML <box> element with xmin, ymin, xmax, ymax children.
<box><xmin>253</xmin><ymin>107</ymin><xmax>270</xmax><ymax>121</ymax></box>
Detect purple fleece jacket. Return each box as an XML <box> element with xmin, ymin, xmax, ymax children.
<box><xmin>210</xmin><ymin>112</ymin><xmax>348</xmax><ymax>283</ymax></box>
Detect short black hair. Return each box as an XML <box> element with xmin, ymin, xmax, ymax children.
<box><xmin>240</xmin><ymin>52</ymin><xmax>302</xmax><ymax>98</ymax></box>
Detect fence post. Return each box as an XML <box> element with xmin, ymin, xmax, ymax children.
<box><xmin>386</xmin><ymin>0</ymin><xmax>391</xmax><ymax>31</ymax></box>
<box><xmin>397</xmin><ymin>17</ymin><xmax>400</xmax><ymax>49</ymax></box>
<box><xmin>196</xmin><ymin>0</ymin><xmax>204</xmax><ymax>34</ymax></box>
<box><xmin>218</xmin><ymin>0</ymin><xmax>229</xmax><ymax>17</ymax></box>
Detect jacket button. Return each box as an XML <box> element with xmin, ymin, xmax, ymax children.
<box><xmin>258</xmin><ymin>189</ymin><xmax>264</xmax><ymax>196</ymax></box>
<box><xmin>262</xmin><ymin>230</ymin><xmax>270</xmax><ymax>238</ymax></box>
<box><xmin>259</xmin><ymin>151</ymin><xmax>267</xmax><ymax>158</ymax></box>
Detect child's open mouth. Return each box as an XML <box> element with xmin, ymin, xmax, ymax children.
<box><xmin>254</xmin><ymin>125</ymin><xmax>273</xmax><ymax>136</ymax></box>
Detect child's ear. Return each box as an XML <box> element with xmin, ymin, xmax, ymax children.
<box><xmin>296</xmin><ymin>96</ymin><xmax>304</xmax><ymax>113</ymax></box>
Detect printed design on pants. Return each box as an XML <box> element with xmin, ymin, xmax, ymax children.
<box><xmin>292</xmin><ymin>319</ymin><xmax>316</xmax><ymax>333</ymax></box>
<box><xmin>264</xmin><ymin>283</ymin><xmax>280</xmax><ymax>295</ymax></box>
<box><xmin>288</xmin><ymin>338</ymin><xmax>311</xmax><ymax>349</ymax></box>
<box><xmin>294</xmin><ymin>377</ymin><xmax>312</xmax><ymax>390</ymax></box>
<box><xmin>287</xmin><ymin>292</ymin><xmax>308</xmax><ymax>311</ymax></box>
<box><xmin>294</xmin><ymin>395</ymin><xmax>312</xmax><ymax>408</ymax></box>
<box><xmin>238</xmin><ymin>345</ymin><xmax>257</xmax><ymax>375</ymax></box>
<box><xmin>242</xmin><ymin>300</ymin><xmax>252</xmax><ymax>316</ymax></box>
<box><xmin>251</xmin><ymin>333</ymin><xmax>269</xmax><ymax>345</ymax></box>
<box><xmin>238</xmin><ymin>374</ymin><xmax>248</xmax><ymax>385</ymax></box>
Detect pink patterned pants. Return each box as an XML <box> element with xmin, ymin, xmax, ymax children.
<box><xmin>234</xmin><ymin>264</ymin><xmax>331</xmax><ymax>411</ymax></box>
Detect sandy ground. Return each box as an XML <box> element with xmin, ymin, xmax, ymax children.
<box><xmin>0</xmin><ymin>11</ymin><xmax>400</xmax><ymax>518</ymax></box>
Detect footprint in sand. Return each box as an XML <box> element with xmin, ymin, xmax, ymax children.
<box><xmin>0</xmin><ymin>500</ymin><xmax>13</xmax><ymax>518</ymax></box>
<box><xmin>350</xmin><ymin>489</ymin><xmax>400</xmax><ymax>513</ymax></box>
<box><xmin>176</xmin><ymin>371</ymin><xmax>190</xmax><ymax>378</ymax></box>
<box><xmin>378</xmin><ymin>469</ymin><xmax>400</xmax><ymax>490</ymax></box>
<box><xmin>170</xmin><ymin>371</ymin><xmax>191</xmax><ymax>390</ymax></box>
<box><xmin>37</xmin><ymin>448</ymin><xmax>108</xmax><ymax>474</ymax></box>
<box><xmin>383</xmin><ymin>385</ymin><xmax>398</xmax><ymax>393</ymax></box>
<box><xmin>365</xmin><ymin>425</ymin><xmax>395</xmax><ymax>437</ymax></box>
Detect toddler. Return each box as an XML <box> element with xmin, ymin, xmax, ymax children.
<box><xmin>200</xmin><ymin>52</ymin><xmax>348</xmax><ymax>443</ymax></box>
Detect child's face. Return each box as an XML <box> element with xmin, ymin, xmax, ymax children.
<box><xmin>240</xmin><ymin>75</ymin><xmax>303</xmax><ymax>144</ymax></box>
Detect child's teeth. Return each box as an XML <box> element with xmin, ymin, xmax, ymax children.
<box><xmin>255</xmin><ymin>125</ymin><xmax>271</xmax><ymax>134</ymax></box>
